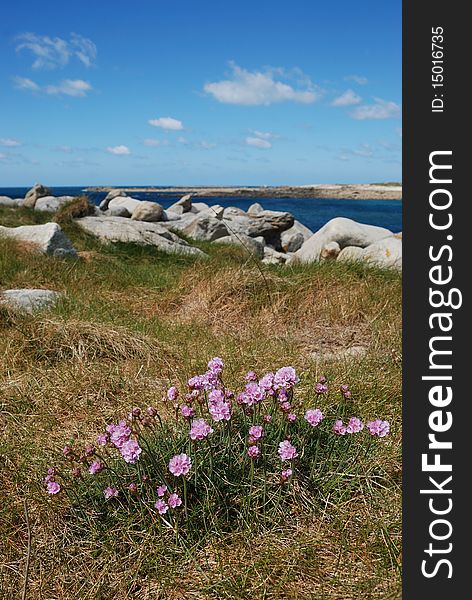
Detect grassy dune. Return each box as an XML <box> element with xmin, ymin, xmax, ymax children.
<box><xmin>0</xmin><ymin>205</ymin><xmax>402</xmax><ymax>599</ymax></box>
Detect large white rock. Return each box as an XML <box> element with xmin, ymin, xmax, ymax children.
<box><xmin>0</xmin><ymin>289</ymin><xmax>61</xmax><ymax>313</ymax></box>
<box><xmin>99</xmin><ymin>189</ymin><xmax>126</xmax><ymax>211</ymax></box>
<box><xmin>191</xmin><ymin>202</ymin><xmax>210</xmax><ymax>213</ymax></box>
<box><xmin>131</xmin><ymin>201</ymin><xmax>164</xmax><ymax>222</ymax></box>
<box><xmin>262</xmin><ymin>246</ymin><xmax>292</xmax><ymax>265</ymax></box>
<box><xmin>107</xmin><ymin>196</ymin><xmax>142</xmax><ymax>217</ymax></box>
<box><xmin>180</xmin><ymin>214</ymin><xmax>229</xmax><ymax>241</ymax></box>
<box><xmin>34</xmin><ymin>195</ymin><xmax>75</xmax><ymax>212</ymax></box>
<box><xmin>0</xmin><ymin>196</ymin><xmax>23</xmax><ymax>207</ymax></box>
<box><xmin>280</xmin><ymin>220</ymin><xmax>313</xmax><ymax>252</ymax></box>
<box><xmin>23</xmin><ymin>183</ymin><xmax>51</xmax><ymax>209</ymax></box>
<box><xmin>167</xmin><ymin>194</ymin><xmax>193</xmax><ymax>214</ymax></box>
<box><xmin>294</xmin><ymin>217</ymin><xmax>393</xmax><ymax>263</ymax></box>
<box><xmin>337</xmin><ymin>236</ymin><xmax>402</xmax><ymax>270</ymax></box>
<box><xmin>247</xmin><ymin>202</ymin><xmax>264</xmax><ymax>215</ymax></box>
<box><xmin>75</xmin><ymin>215</ymin><xmax>206</xmax><ymax>257</ymax></box>
<box><xmin>222</xmin><ymin>209</ymin><xmax>294</xmax><ymax>245</ymax></box>
<box><xmin>214</xmin><ymin>233</ymin><xmax>264</xmax><ymax>259</ymax></box>
<box><xmin>0</xmin><ymin>222</ymin><xmax>77</xmax><ymax>257</ymax></box>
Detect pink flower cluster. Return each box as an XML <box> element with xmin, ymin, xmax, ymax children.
<box><xmin>304</xmin><ymin>408</ymin><xmax>324</xmax><ymax>427</ymax></box>
<box><xmin>168</xmin><ymin>453</ymin><xmax>192</xmax><ymax>477</ymax></box>
<box><xmin>154</xmin><ymin>484</ymin><xmax>182</xmax><ymax>514</ymax></box>
<box><xmin>366</xmin><ymin>419</ymin><xmax>390</xmax><ymax>437</ymax></box>
<box><xmin>44</xmin><ymin>468</ymin><xmax>61</xmax><ymax>495</ymax></box>
<box><xmin>105</xmin><ymin>420</ymin><xmax>142</xmax><ymax>464</ymax></box>
<box><xmin>278</xmin><ymin>440</ymin><xmax>298</xmax><ymax>461</ymax></box>
<box><xmin>190</xmin><ymin>418</ymin><xmax>213</xmax><ymax>441</ymax></box>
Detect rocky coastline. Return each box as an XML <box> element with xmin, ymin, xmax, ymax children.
<box><xmin>1</xmin><ymin>184</ymin><xmax>403</xmax><ymax>277</ymax></box>
<box><xmin>84</xmin><ymin>183</ymin><xmax>402</xmax><ymax>201</ymax></box>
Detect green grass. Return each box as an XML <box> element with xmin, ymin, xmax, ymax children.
<box><xmin>0</xmin><ymin>205</ymin><xmax>402</xmax><ymax>599</ymax></box>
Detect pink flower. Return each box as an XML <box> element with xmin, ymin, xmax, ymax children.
<box><xmin>167</xmin><ymin>386</ymin><xmax>179</xmax><ymax>401</ymax></box>
<box><xmin>128</xmin><ymin>483</ymin><xmax>137</xmax><ymax>493</ymax></box>
<box><xmin>248</xmin><ymin>425</ymin><xmax>264</xmax><ymax>440</ymax></box>
<box><xmin>154</xmin><ymin>499</ymin><xmax>168</xmax><ymax>514</ymax></box>
<box><xmin>106</xmin><ymin>420</ymin><xmax>131</xmax><ymax>448</ymax></box>
<box><xmin>88</xmin><ymin>461</ymin><xmax>104</xmax><ymax>475</ymax></box>
<box><xmin>274</xmin><ymin>366</ymin><xmax>299</xmax><ymax>390</ymax></box>
<box><xmin>188</xmin><ymin>375</ymin><xmax>205</xmax><ymax>390</ymax></box>
<box><xmin>241</xmin><ymin>382</ymin><xmax>265</xmax><ymax>406</ymax></box>
<box><xmin>63</xmin><ymin>446</ymin><xmax>73</xmax><ymax>456</ymax></box>
<box><xmin>287</xmin><ymin>412</ymin><xmax>297</xmax><ymax>422</ymax></box>
<box><xmin>207</xmin><ymin>389</ymin><xmax>224</xmax><ymax>405</ymax></box>
<box><xmin>305</xmin><ymin>408</ymin><xmax>325</xmax><ymax>427</ymax></box>
<box><xmin>278</xmin><ymin>440</ymin><xmax>298</xmax><ymax>461</ymax></box>
<box><xmin>104</xmin><ymin>486</ymin><xmax>118</xmax><ymax>499</ymax></box>
<box><xmin>146</xmin><ymin>406</ymin><xmax>157</xmax><ymax>417</ymax></box>
<box><xmin>168</xmin><ymin>493</ymin><xmax>182</xmax><ymax>508</ymax></box>
<box><xmin>247</xmin><ymin>445</ymin><xmax>261</xmax><ymax>459</ymax></box>
<box><xmin>281</xmin><ymin>468</ymin><xmax>293</xmax><ymax>482</ymax></box>
<box><xmin>47</xmin><ymin>481</ymin><xmax>61</xmax><ymax>494</ymax></box>
<box><xmin>315</xmin><ymin>382</ymin><xmax>328</xmax><ymax>394</ymax></box>
<box><xmin>366</xmin><ymin>419</ymin><xmax>390</xmax><ymax>437</ymax></box>
<box><xmin>333</xmin><ymin>420</ymin><xmax>347</xmax><ymax>435</ymax></box>
<box><xmin>96</xmin><ymin>434</ymin><xmax>109</xmax><ymax>446</ymax></box>
<box><xmin>157</xmin><ymin>484</ymin><xmax>168</xmax><ymax>497</ymax></box>
<box><xmin>190</xmin><ymin>418</ymin><xmax>214</xmax><ymax>441</ymax></box>
<box><xmin>119</xmin><ymin>439</ymin><xmax>142</xmax><ymax>464</ymax></box>
<box><xmin>279</xmin><ymin>401</ymin><xmax>292</xmax><ymax>413</ymax></box>
<box><xmin>169</xmin><ymin>453</ymin><xmax>192</xmax><ymax>477</ymax></box>
<box><xmin>208</xmin><ymin>356</ymin><xmax>224</xmax><ymax>374</ymax></box>
<box><xmin>263</xmin><ymin>414</ymin><xmax>272</xmax><ymax>423</ymax></box>
<box><xmin>259</xmin><ymin>372</ymin><xmax>275</xmax><ymax>395</ymax></box>
<box><xmin>209</xmin><ymin>400</ymin><xmax>231</xmax><ymax>422</ymax></box>
<box><xmin>245</xmin><ymin>371</ymin><xmax>258</xmax><ymax>382</ymax></box>
<box><xmin>181</xmin><ymin>404</ymin><xmax>196</xmax><ymax>419</ymax></box>
<box><xmin>346</xmin><ymin>417</ymin><xmax>364</xmax><ymax>434</ymax></box>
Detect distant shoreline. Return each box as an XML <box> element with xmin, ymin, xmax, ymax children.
<box><xmin>84</xmin><ymin>184</ymin><xmax>402</xmax><ymax>201</ymax></box>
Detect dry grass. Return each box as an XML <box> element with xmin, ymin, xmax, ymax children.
<box><xmin>0</xmin><ymin>205</ymin><xmax>402</xmax><ymax>599</ymax></box>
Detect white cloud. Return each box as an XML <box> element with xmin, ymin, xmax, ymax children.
<box><xmin>15</xmin><ymin>32</ymin><xmax>96</xmax><ymax>69</ymax></box>
<box><xmin>0</xmin><ymin>138</ymin><xmax>21</xmax><ymax>147</ymax></box>
<box><xmin>345</xmin><ymin>74</ymin><xmax>368</xmax><ymax>85</ymax></box>
<box><xmin>249</xmin><ymin>130</ymin><xmax>276</xmax><ymax>140</ymax></box>
<box><xmin>45</xmin><ymin>79</ymin><xmax>92</xmax><ymax>97</ymax></box>
<box><xmin>0</xmin><ymin>153</ymin><xmax>7</xmax><ymax>160</ymax></box>
<box><xmin>13</xmin><ymin>76</ymin><xmax>40</xmax><ymax>91</ymax></box>
<box><xmin>107</xmin><ymin>145</ymin><xmax>130</xmax><ymax>155</ymax></box>
<box><xmin>70</xmin><ymin>33</ymin><xmax>97</xmax><ymax>68</ymax></box>
<box><xmin>14</xmin><ymin>75</ymin><xmax>91</xmax><ymax>97</ymax></box>
<box><xmin>246</xmin><ymin>136</ymin><xmax>271</xmax><ymax>149</ymax></box>
<box><xmin>177</xmin><ymin>137</ymin><xmax>189</xmax><ymax>145</ymax></box>
<box><xmin>148</xmin><ymin>117</ymin><xmax>183</xmax><ymax>130</ymax></box>
<box><xmin>332</xmin><ymin>89</ymin><xmax>362</xmax><ymax>107</ymax></box>
<box><xmin>351</xmin><ymin>98</ymin><xmax>401</xmax><ymax>120</ymax></box>
<box><xmin>204</xmin><ymin>62</ymin><xmax>320</xmax><ymax>106</ymax></box>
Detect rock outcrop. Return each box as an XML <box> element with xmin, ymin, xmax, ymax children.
<box><xmin>294</xmin><ymin>217</ymin><xmax>393</xmax><ymax>263</ymax></box>
<box><xmin>75</xmin><ymin>216</ymin><xmax>207</xmax><ymax>257</ymax></box>
<box><xmin>34</xmin><ymin>195</ymin><xmax>75</xmax><ymax>212</ymax></box>
<box><xmin>23</xmin><ymin>183</ymin><xmax>51</xmax><ymax>208</ymax></box>
<box><xmin>0</xmin><ymin>289</ymin><xmax>62</xmax><ymax>313</ymax></box>
<box><xmin>0</xmin><ymin>222</ymin><xmax>77</xmax><ymax>257</ymax></box>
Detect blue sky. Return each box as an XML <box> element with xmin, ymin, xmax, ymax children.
<box><xmin>0</xmin><ymin>0</ymin><xmax>401</xmax><ymax>186</ymax></box>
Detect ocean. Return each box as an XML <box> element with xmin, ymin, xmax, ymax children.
<box><xmin>0</xmin><ymin>186</ymin><xmax>402</xmax><ymax>233</ymax></box>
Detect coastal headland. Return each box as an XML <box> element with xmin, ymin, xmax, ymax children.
<box><xmin>85</xmin><ymin>183</ymin><xmax>402</xmax><ymax>200</ymax></box>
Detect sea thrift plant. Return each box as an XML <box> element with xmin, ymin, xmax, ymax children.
<box><xmin>43</xmin><ymin>358</ymin><xmax>391</xmax><ymax>532</ymax></box>
<box><xmin>169</xmin><ymin>453</ymin><xmax>192</xmax><ymax>477</ymax></box>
